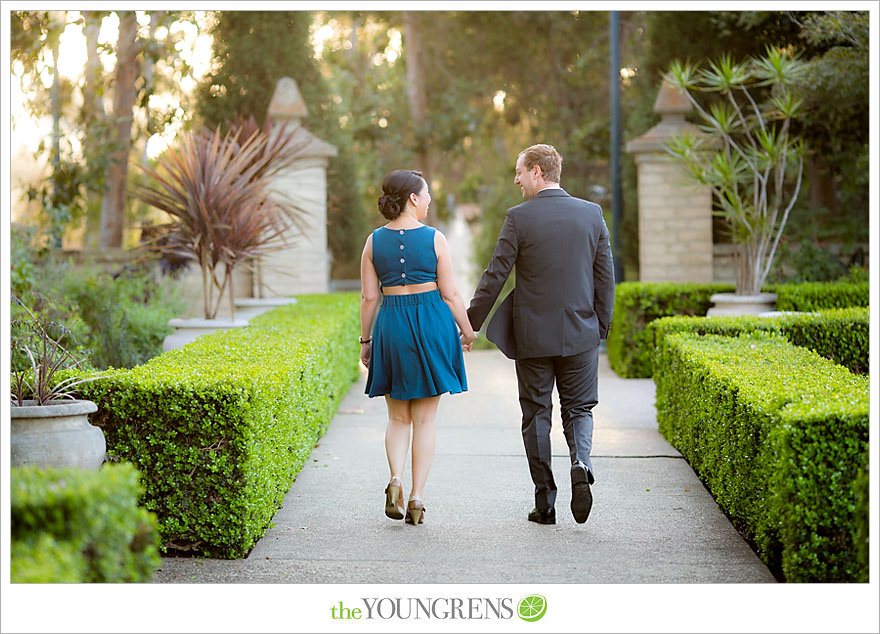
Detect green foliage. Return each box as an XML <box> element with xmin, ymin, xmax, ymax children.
<box><xmin>768</xmin><ymin>235</ymin><xmax>848</xmax><ymax>283</ymax></box>
<box><xmin>10</xmin><ymin>11</ymin><xmax>53</xmax><ymax>74</ymax></box>
<box><xmin>772</xmin><ymin>280</ymin><xmax>869</xmax><ymax>311</ymax></box>
<box><xmin>771</xmin><ymin>195</ymin><xmax>868</xmax><ymax>274</ymax></box>
<box><xmin>793</xmin><ymin>11</ymin><xmax>869</xmax><ymax>218</ymax></box>
<box><xmin>326</xmin><ymin>136</ymin><xmax>371</xmax><ymax>279</ymax></box>
<box><xmin>10</xmin><ymin>296</ymin><xmax>102</xmax><ymax>405</ymax></box>
<box><xmin>470</xmin><ymin>163</ymin><xmax>530</xmax><ymax>278</ymax></box>
<box><xmin>623</xmin><ymin>11</ymin><xmax>809</xmax><ymax>272</ymax></box>
<box><xmin>11</xmin><ymin>534</ymin><xmax>87</xmax><ymax>583</ymax></box>
<box><xmin>194</xmin><ymin>11</ymin><xmax>368</xmax><ymax>278</ymax></box>
<box><xmin>10</xmin><ymin>225</ymin><xmax>42</xmax><ymax>301</ymax></box>
<box><xmin>12</xmin><ymin>11</ymin><xmax>204</xmax><ymax>248</ymax></box>
<box><xmin>839</xmin><ymin>265</ymin><xmax>869</xmax><ymax>284</ymax></box>
<box><xmin>195</xmin><ymin>12</ymin><xmax>321</xmax><ymax>130</ymax></box>
<box><xmin>608</xmin><ymin>280</ymin><xmax>869</xmax><ymax>378</ymax></box>
<box><xmin>851</xmin><ymin>459</ymin><xmax>869</xmax><ymax>583</ymax></box>
<box><xmin>626</xmin><ymin>11</ymin><xmax>867</xmax><ymax>269</ymax></box>
<box><xmin>665</xmin><ymin>46</ymin><xmax>808</xmax><ymax>295</ymax></box>
<box><xmin>648</xmin><ymin>307</ymin><xmax>869</xmax><ymax>375</ymax></box>
<box><xmin>12</xmin><ymin>11</ymin><xmax>90</xmax><ymax>247</ymax></box>
<box><xmin>422</xmin><ymin>11</ymin><xmax>615</xmax><ymax>169</ymax></box>
<box><xmin>313</xmin><ymin>11</ymin><xmax>629</xmax><ymax>272</ymax></box>
<box><xmin>606</xmin><ymin>281</ymin><xmax>734</xmax><ymax>377</ymax></box>
<box><xmin>25</xmin><ymin>153</ymin><xmax>91</xmax><ymax>249</ymax></box>
<box><xmin>772</xmin><ymin>395</ymin><xmax>869</xmax><ymax>582</ymax></box>
<box><xmin>53</xmin><ymin>265</ymin><xmax>185</xmax><ymax>369</ymax></box>
<box><xmin>78</xmin><ymin>293</ymin><xmax>360</xmax><ymax>558</ymax></box>
<box><xmin>11</xmin><ymin>462</ymin><xmax>161</xmax><ymax>582</ymax></box>
<box><xmin>654</xmin><ymin>333</ymin><xmax>869</xmax><ymax>582</ymax></box>
<box><xmin>312</xmin><ymin>12</ymin><xmax>410</xmax><ymax>249</ymax></box>
<box><xmin>12</xmin><ymin>248</ymin><xmax>185</xmax><ymax>371</ymax></box>
<box><xmin>425</xmin><ymin>11</ymin><xmax>623</xmax><ymax>233</ymax></box>
<box><xmin>9</xmin><ymin>297</ymin><xmax>90</xmax><ymax>377</ymax></box>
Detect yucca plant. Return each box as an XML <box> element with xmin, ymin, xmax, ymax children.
<box><xmin>665</xmin><ymin>46</ymin><xmax>807</xmax><ymax>295</ymax></box>
<box><xmin>134</xmin><ymin>119</ymin><xmax>309</xmax><ymax>320</ymax></box>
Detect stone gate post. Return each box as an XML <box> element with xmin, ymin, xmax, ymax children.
<box><xmin>242</xmin><ymin>77</ymin><xmax>337</xmax><ymax>299</ymax></box>
<box><xmin>626</xmin><ymin>78</ymin><xmax>714</xmax><ymax>283</ymax></box>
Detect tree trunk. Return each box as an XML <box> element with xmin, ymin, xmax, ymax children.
<box><xmin>141</xmin><ymin>11</ymin><xmax>161</xmax><ymax>168</ymax></box>
<box><xmin>348</xmin><ymin>15</ymin><xmax>359</xmax><ymax>63</ymax></box>
<box><xmin>49</xmin><ymin>10</ymin><xmax>65</xmax><ymax>248</ymax></box>
<box><xmin>807</xmin><ymin>156</ymin><xmax>837</xmax><ymax>216</ymax></box>
<box><xmin>82</xmin><ymin>10</ymin><xmax>107</xmax><ymax>248</ymax></box>
<box><xmin>82</xmin><ymin>12</ymin><xmax>106</xmax><ymax>120</ymax></box>
<box><xmin>98</xmin><ymin>11</ymin><xmax>140</xmax><ymax>248</ymax></box>
<box><xmin>403</xmin><ymin>11</ymin><xmax>432</xmax><ymax>218</ymax></box>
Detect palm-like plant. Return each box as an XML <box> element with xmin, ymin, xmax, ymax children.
<box><xmin>665</xmin><ymin>46</ymin><xmax>807</xmax><ymax>295</ymax></box>
<box><xmin>134</xmin><ymin>119</ymin><xmax>309</xmax><ymax>319</ymax></box>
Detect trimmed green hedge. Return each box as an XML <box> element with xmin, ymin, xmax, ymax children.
<box><xmin>773</xmin><ymin>281</ymin><xmax>869</xmax><ymax>311</ymax></box>
<box><xmin>852</xmin><ymin>458</ymin><xmax>870</xmax><ymax>583</ymax></box>
<box><xmin>12</xmin><ymin>534</ymin><xmax>86</xmax><ymax>583</ymax></box>
<box><xmin>79</xmin><ymin>293</ymin><xmax>360</xmax><ymax>558</ymax></box>
<box><xmin>608</xmin><ymin>281</ymin><xmax>868</xmax><ymax>378</ymax></box>
<box><xmin>11</xmin><ymin>463</ymin><xmax>161</xmax><ymax>582</ymax></box>
<box><xmin>607</xmin><ymin>282</ymin><xmax>734</xmax><ymax>377</ymax></box>
<box><xmin>648</xmin><ymin>307</ymin><xmax>868</xmax><ymax>374</ymax></box>
<box><xmin>655</xmin><ymin>333</ymin><xmax>869</xmax><ymax>582</ymax></box>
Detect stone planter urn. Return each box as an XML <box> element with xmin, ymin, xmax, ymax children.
<box><xmin>707</xmin><ymin>292</ymin><xmax>778</xmax><ymax>317</ymax></box>
<box><xmin>10</xmin><ymin>400</ymin><xmax>106</xmax><ymax>470</ymax></box>
<box><xmin>162</xmin><ymin>317</ymin><xmax>249</xmax><ymax>352</ymax></box>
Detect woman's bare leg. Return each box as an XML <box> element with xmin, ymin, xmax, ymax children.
<box><xmin>384</xmin><ymin>396</ymin><xmax>412</xmax><ymax>483</ymax></box>
<box><xmin>409</xmin><ymin>396</ymin><xmax>441</xmax><ymax>501</ymax></box>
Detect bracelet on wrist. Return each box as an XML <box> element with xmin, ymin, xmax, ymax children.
<box><xmin>359</xmin><ymin>337</ymin><xmax>372</xmax><ymax>344</ymax></box>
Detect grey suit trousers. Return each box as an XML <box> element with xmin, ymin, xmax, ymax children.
<box><xmin>515</xmin><ymin>346</ymin><xmax>598</xmax><ymax>511</ymax></box>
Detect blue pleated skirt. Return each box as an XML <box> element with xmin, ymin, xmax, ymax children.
<box><xmin>366</xmin><ymin>290</ymin><xmax>467</xmax><ymax>400</ymax></box>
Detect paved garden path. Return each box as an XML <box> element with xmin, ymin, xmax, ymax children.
<box><xmin>153</xmin><ymin>348</ymin><xmax>775</xmax><ymax>584</ymax></box>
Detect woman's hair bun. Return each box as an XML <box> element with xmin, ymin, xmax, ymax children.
<box><xmin>378</xmin><ymin>193</ymin><xmax>402</xmax><ymax>219</ymax></box>
<box><xmin>378</xmin><ymin>169</ymin><xmax>424</xmax><ymax>220</ymax></box>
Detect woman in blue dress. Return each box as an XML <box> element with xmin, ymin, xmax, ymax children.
<box><xmin>360</xmin><ymin>169</ymin><xmax>476</xmax><ymax>525</ymax></box>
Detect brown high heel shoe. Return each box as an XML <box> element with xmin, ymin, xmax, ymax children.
<box><xmin>405</xmin><ymin>499</ymin><xmax>425</xmax><ymax>525</ymax></box>
<box><xmin>384</xmin><ymin>478</ymin><xmax>405</xmax><ymax>520</ymax></box>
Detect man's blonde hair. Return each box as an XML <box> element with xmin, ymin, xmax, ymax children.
<box><xmin>518</xmin><ymin>144</ymin><xmax>562</xmax><ymax>183</ymax></box>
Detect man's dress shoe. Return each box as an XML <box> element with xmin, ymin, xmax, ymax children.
<box><xmin>571</xmin><ymin>463</ymin><xmax>593</xmax><ymax>524</ymax></box>
<box><xmin>528</xmin><ymin>507</ymin><xmax>556</xmax><ymax>525</ymax></box>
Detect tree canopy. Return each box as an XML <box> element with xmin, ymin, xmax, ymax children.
<box><xmin>10</xmin><ymin>9</ymin><xmax>869</xmax><ymax>280</ymax></box>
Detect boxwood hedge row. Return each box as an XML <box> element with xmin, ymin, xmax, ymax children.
<box><xmin>607</xmin><ymin>282</ymin><xmax>734</xmax><ymax>377</ymax></box>
<box><xmin>654</xmin><ymin>332</ymin><xmax>869</xmax><ymax>582</ymax></box>
<box><xmin>607</xmin><ymin>281</ymin><xmax>868</xmax><ymax>378</ymax></box>
<box><xmin>774</xmin><ymin>281</ymin><xmax>869</xmax><ymax>312</ymax></box>
<box><xmin>11</xmin><ymin>462</ymin><xmax>161</xmax><ymax>582</ymax></box>
<box><xmin>647</xmin><ymin>307</ymin><xmax>868</xmax><ymax>374</ymax></box>
<box><xmin>79</xmin><ymin>293</ymin><xmax>360</xmax><ymax>558</ymax></box>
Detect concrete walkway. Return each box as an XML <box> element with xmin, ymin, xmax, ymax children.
<box><xmin>153</xmin><ymin>349</ymin><xmax>775</xmax><ymax>584</ymax></box>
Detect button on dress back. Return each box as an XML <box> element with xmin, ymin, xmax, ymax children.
<box><xmin>365</xmin><ymin>225</ymin><xmax>467</xmax><ymax>400</ymax></box>
<box><xmin>372</xmin><ymin>226</ymin><xmax>438</xmax><ymax>288</ymax></box>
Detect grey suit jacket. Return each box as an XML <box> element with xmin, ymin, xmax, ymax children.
<box><xmin>467</xmin><ymin>188</ymin><xmax>615</xmax><ymax>360</ymax></box>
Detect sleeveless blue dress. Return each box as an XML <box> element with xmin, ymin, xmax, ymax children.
<box><xmin>365</xmin><ymin>225</ymin><xmax>468</xmax><ymax>400</ymax></box>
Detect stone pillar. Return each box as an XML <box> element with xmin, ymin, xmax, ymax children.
<box><xmin>247</xmin><ymin>77</ymin><xmax>337</xmax><ymax>298</ymax></box>
<box><xmin>626</xmin><ymin>78</ymin><xmax>714</xmax><ymax>283</ymax></box>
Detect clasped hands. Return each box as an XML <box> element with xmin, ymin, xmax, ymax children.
<box><xmin>460</xmin><ymin>330</ymin><xmax>477</xmax><ymax>352</ymax></box>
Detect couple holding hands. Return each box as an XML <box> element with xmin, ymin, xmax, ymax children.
<box><xmin>359</xmin><ymin>144</ymin><xmax>615</xmax><ymax>527</ymax></box>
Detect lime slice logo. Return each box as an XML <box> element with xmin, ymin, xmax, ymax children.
<box><xmin>517</xmin><ymin>594</ymin><xmax>547</xmax><ymax>622</ymax></box>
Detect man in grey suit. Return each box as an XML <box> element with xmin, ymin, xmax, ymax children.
<box><xmin>467</xmin><ymin>144</ymin><xmax>615</xmax><ymax>525</ymax></box>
